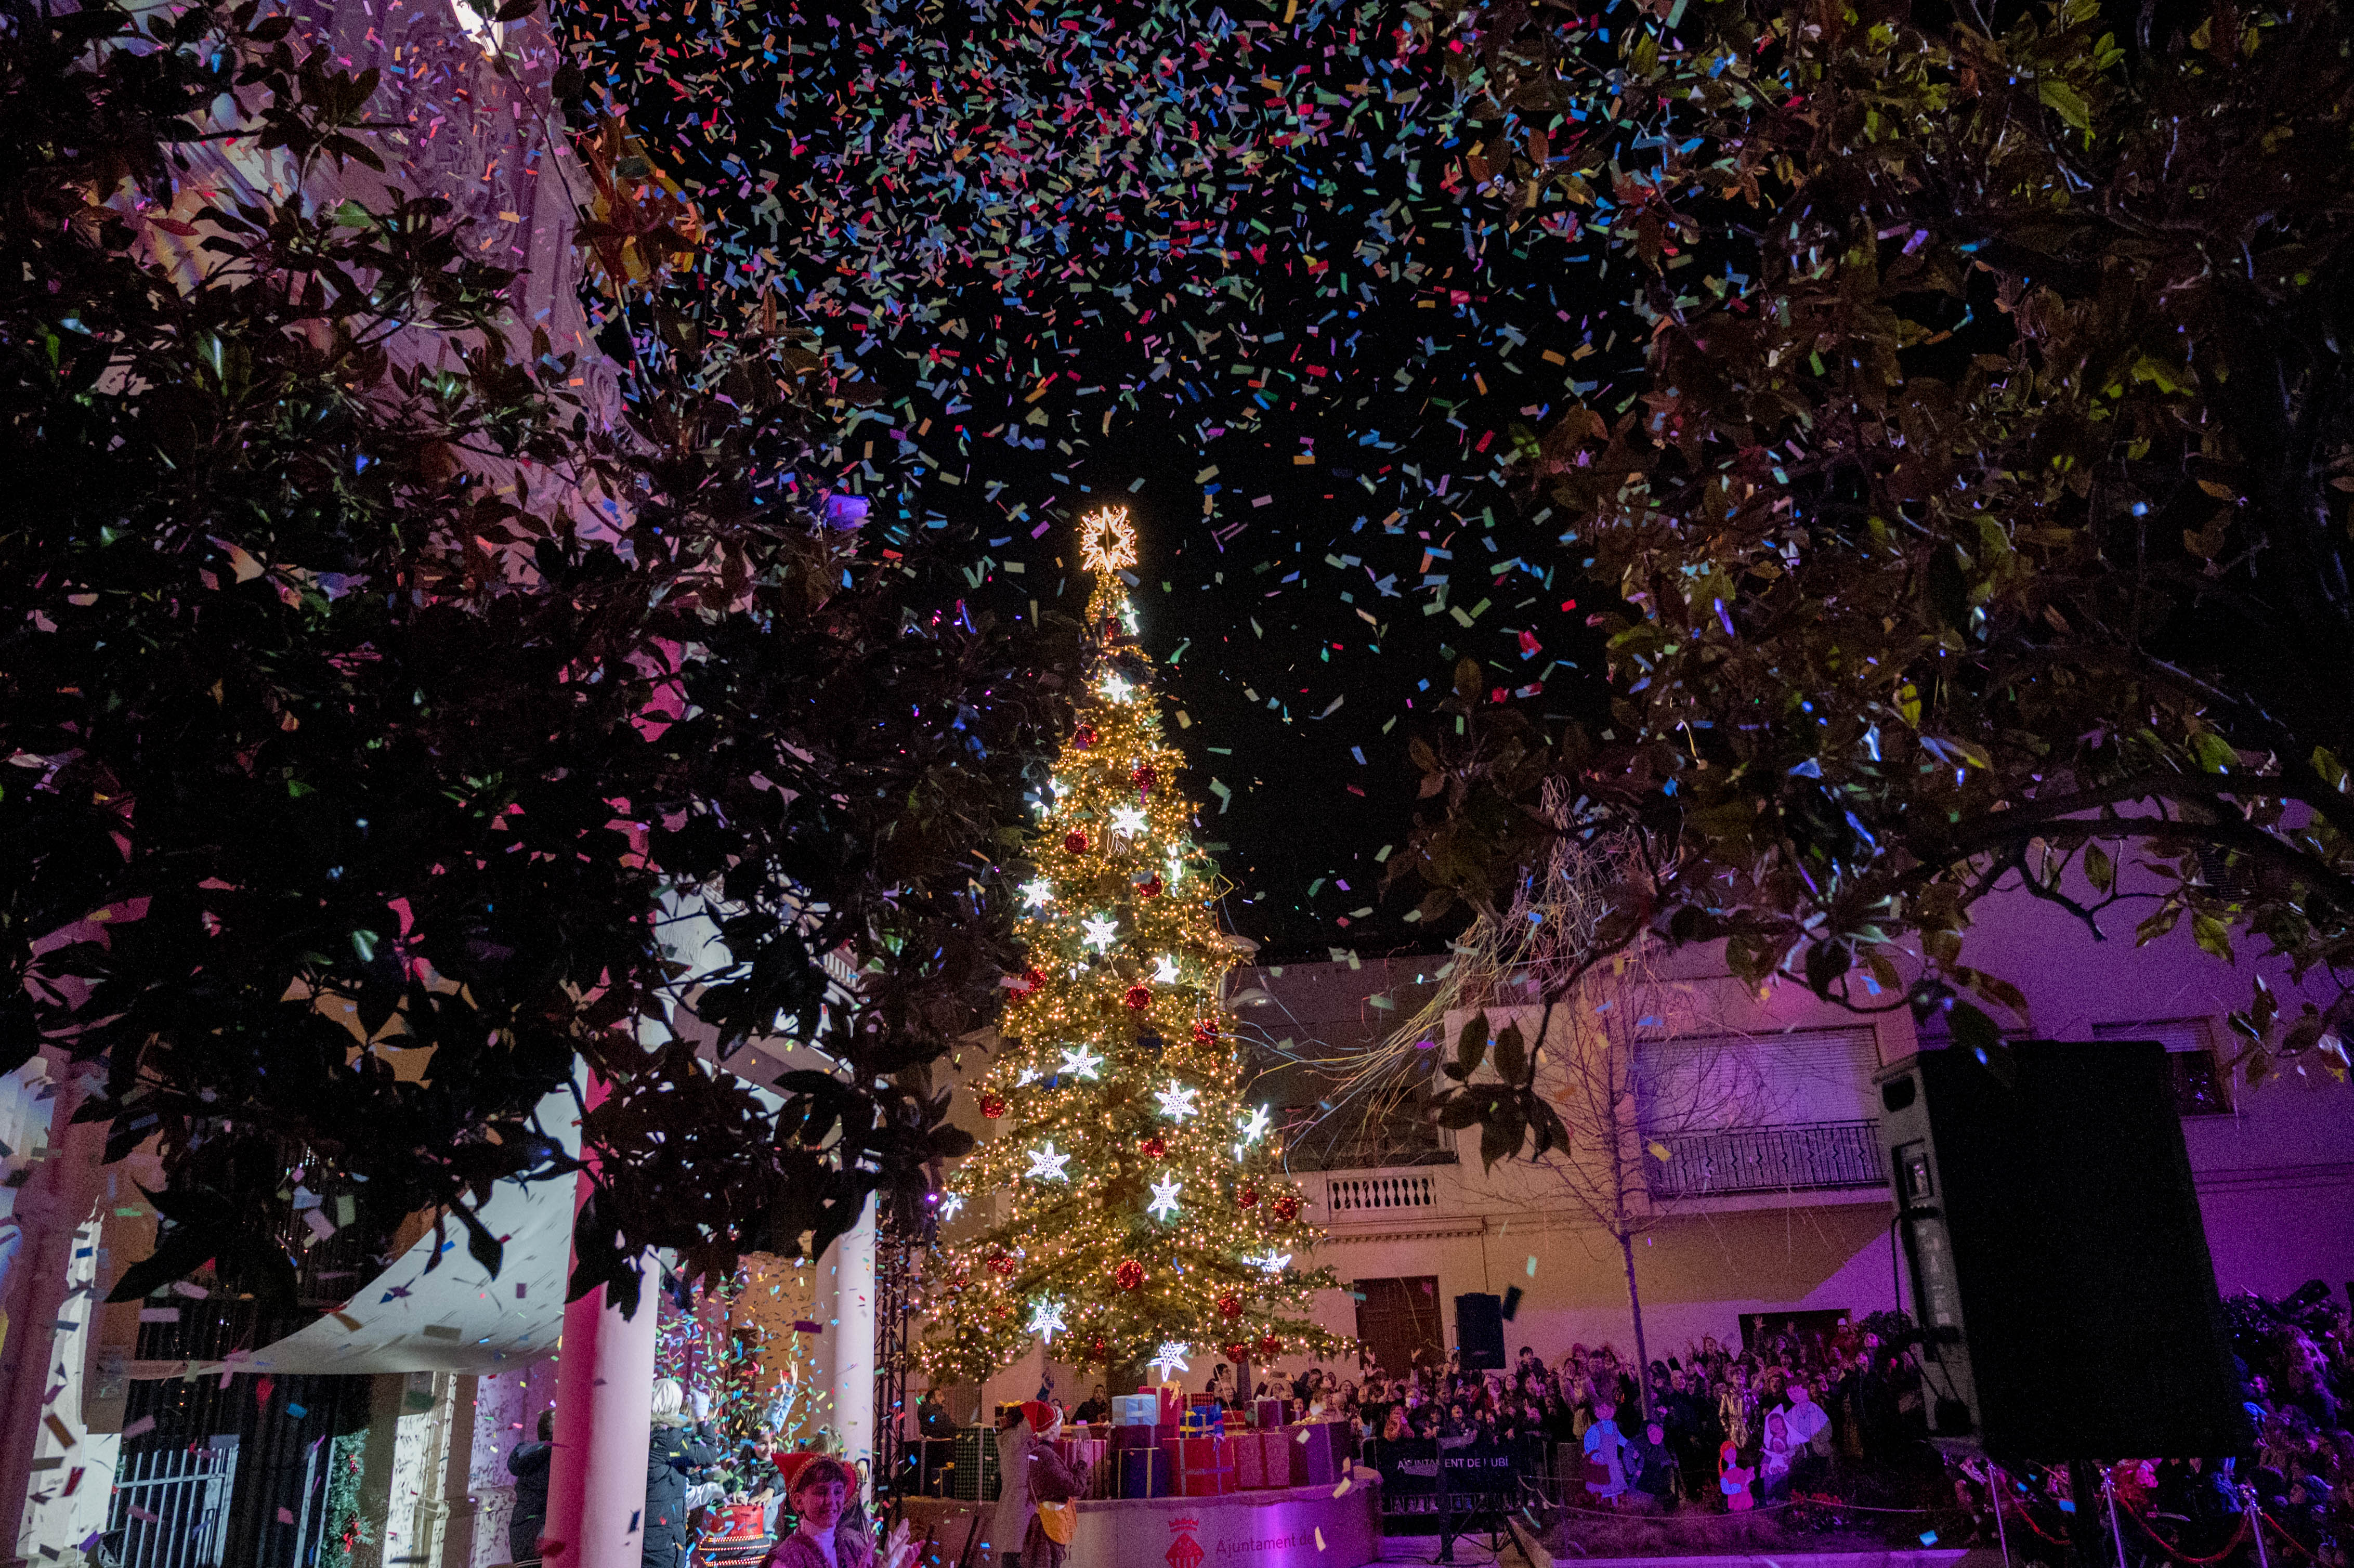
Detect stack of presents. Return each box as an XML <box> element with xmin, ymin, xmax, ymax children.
<box><xmin>949</xmin><ymin>1390</ymin><xmax>1348</xmax><ymax>1502</ymax></box>
<box><xmin>1109</xmin><ymin>1388</ymin><xmax>1346</xmax><ymax>1500</ymax></box>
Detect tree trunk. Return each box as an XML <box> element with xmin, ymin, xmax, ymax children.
<box><xmin>1618</xmin><ymin>1230</ymin><xmax>1653</xmax><ymax>1423</ymax></box>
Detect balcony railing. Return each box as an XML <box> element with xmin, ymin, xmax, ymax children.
<box><xmin>1644</xmin><ymin>1119</ymin><xmax>1887</xmax><ymax>1198</ymax></box>
<box><xmin>1325</xmin><ymin>1172</ymin><xmax>1441</xmax><ymax>1212</ymax></box>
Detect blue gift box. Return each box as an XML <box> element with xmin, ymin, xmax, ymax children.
<box><xmin>1179</xmin><ymin>1404</ymin><xmax>1225</xmax><ymax>1436</ymax></box>
<box><xmin>1120</xmin><ymin>1447</ymin><xmax>1173</xmax><ymax>1498</ymax></box>
<box><xmin>1111</xmin><ymin>1394</ymin><xmax>1162</xmax><ymax>1426</ymax></box>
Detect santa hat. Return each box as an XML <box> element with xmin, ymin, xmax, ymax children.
<box><xmin>1023</xmin><ymin>1401</ymin><xmax>1058</xmax><ymax>1432</ymax></box>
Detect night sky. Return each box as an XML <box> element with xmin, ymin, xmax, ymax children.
<box><xmin>555</xmin><ymin>0</ymin><xmax>1644</xmax><ymax>959</ymax></box>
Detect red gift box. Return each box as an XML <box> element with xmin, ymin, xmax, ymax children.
<box><xmin>1176</xmin><ymin>1435</ymin><xmax>1236</xmax><ymax>1497</ymax></box>
<box><xmin>1052</xmin><ymin>1436</ymin><xmax>1111</xmax><ymax>1499</ymax></box>
<box><xmin>1233</xmin><ymin>1430</ymin><xmax>1287</xmax><ymax>1490</ymax></box>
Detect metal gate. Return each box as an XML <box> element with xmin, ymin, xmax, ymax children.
<box><xmin>105</xmin><ymin>1439</ymin><xmax>237</xmax><ymax>1568</ymax></box>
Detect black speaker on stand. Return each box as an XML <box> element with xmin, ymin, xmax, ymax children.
<box><xmin>1875</xmin><ymin>1041</ymin><xmax>2252</xmax><ymax>1462</ymax></box>
<box><xmin>1454</xmin><ymin>1292</ymin><xmax>1506</xmax><ymax>1371</ymax></box>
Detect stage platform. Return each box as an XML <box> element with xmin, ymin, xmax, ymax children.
<box><xmin>903</xmin><ymin>1468</ymin><xmax>1383</xmax><ymax>1568</ymax></box>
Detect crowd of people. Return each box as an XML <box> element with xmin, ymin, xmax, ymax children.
<box><xmin>1183</xmin><ymin>1287</ymin><xmax>2354</xmax><ymax>1560</ymax></box>
<box><xmin>502</xmin><ymin>1287</ymin><xmax>2354</xmax><ymax>1568</ymax></box>
<box><xmin>1166</xmin><ymin>1319</ymin><xmax>1931</xmax><ymax>1514</ymax></box>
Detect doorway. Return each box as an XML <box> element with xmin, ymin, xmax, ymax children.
<box><xmin>1353</xmin><ymin>1276</ymin><xmax>1444</xmax><ymax>1381</ymax></box>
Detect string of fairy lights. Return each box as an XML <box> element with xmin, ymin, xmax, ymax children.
<box><xmin>918</xmin><ymin>507</ymin><xmax>1350</xmax><ymax>1386</ymax></box>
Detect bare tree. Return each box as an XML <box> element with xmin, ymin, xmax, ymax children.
<box><xmin>1363</xmin><ymin>795</ymin><xmax>1762</xmax><ymax>1418</ymax></box>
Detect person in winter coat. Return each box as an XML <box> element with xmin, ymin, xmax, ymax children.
<box><xmin>989</xmin><ymin>1401</ymin><xmax>1084</xmax><ymax>1568</ymax></box>
<box><xmin>761</xmin><ymin>1456</ymin><xmax>918</xmax><ymax>1568</ymax></box>
<box><xmin>644</xmin><ymin>1379</ymin><xmax>721</xmax><ymax>1568</ymax></box>
<box><xmin>506</xmin><ymin>1409</ymin><xmax>556</xmax><ymax>1561</ymax></box>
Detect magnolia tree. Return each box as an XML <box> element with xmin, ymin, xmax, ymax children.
<box><xmin>1387</xmin><ymin>0</ymin><xmax>2354</xmax><ymax>1156</ymax></box>
<box><xmin>0</xmin><ymin>0</ymin><xmax>1075</xmax><ymax>1312</ymax></box>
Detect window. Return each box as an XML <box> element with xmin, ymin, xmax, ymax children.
<box><xmin>1633</xmin><ymin>1028</ymin><xmax>1880</xmax><ymax>1130</ymax></box>
<box><xmin>2091</xmin><ymin>1020</ymin><xmax>2232</xmax><ymax>1117</ymax></box>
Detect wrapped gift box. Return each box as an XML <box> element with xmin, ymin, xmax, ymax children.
<box><xmin>1111</xmin><ymin>1393</ymin><xmax>1161</xmax><ymax>1427</ymax></box>
<box><xmin>1139</xmin><ymin>1384</ymin><xmax>1183</xmax><ymax>1426</ymax></box>
<box><xmin>1179</xmin><ymin>1403</ymin><xmax>1225</xmax><ymax>1436</ymax></box>
<box><xmin>1113</xmin><ymin>1421</ymin><xmax>1176</xmax><ymax>1452</ymax></box>
<box><xmin>1176</xmin><ymin>1436</ymin><xmax>1236</xmax><ymax>1498</ymax></box>
<box><xmin>1283</xmin><ymin>1423</ymin><xmax>1343</xmax><ymax>1487</ymax></box>
<box><xmin>1232</xmin><ymin>1429</ymin><xmax>1286</xmax><ymax>1490</ymax></box>
<box><xmin>1051</xmin><ymin>1436</ymin><xmax>1111</xmax><ymax>1499</ymax></box>
<box><xmin>1119</xmin><ymin>1446</ymin><xmax>1173</xmax><ymax>1499</ymax></box>
<box><xmin>1251</xmin><ymin>1398</ymin><xmax>1286</xmax><ymax>1431</ymax></box>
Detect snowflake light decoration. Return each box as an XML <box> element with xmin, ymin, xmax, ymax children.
<box><xmin>1027</xmin><ymin>1297</ymin><xmax>1069</xmax><ymax>1345</ymax></box>
<box><xmin>1101</xmin><ymin>672</ymin><xmax>1136</xmax><ymax>703</ymax></box>
<box><xmin>1153</xmin><ymin>953</ymin><xmax>1182</xmax><ymax>984</ymax></box>
<box><xmin>1110</xmin><ymin>805</ymin><xmax>1148</xmax><ymax>837</ymax></box>
<box><xmin>1146</xmin><ymin>1172</ymin><xmax>1183</xmax><ymax>1222</ymax></box>
<box><xmin>1238</xmin><ymin>1104</ymin><xmax>1273</xmax><ymax>1144</ymax></box>
<box><xmin>940</xmin><ymin>1192</ymin><xmax>966</xmax><ymax>1221</ymax></box>
<box><xmin>1079</xmin><ymin>505</ymin><xmax>1139</xmax><ymax>573</ymax></box>
<box><xmin>1081</xmin><ymin>913</ymin><xmax>1120</xmax><ymax>952</ymax></box>
<box><xmin>1155</xmin><ymin>1081</ymin><xmax>1200</xmax><ymax>1122</ymax></box>
<box><xmin>1021</xmin><ymin>878</ymin><xmax>1055</xmax><ymax>911</ymax></box>
<box><xmin>1056</xmin><ymin>1046</ymin><xmax>1104</xmax><ymax>1081</ymax></box>
<box><xmin>1247</xmin><ymin>1248</ymin><xmax>1293</xmax><ymax>1275</ymax></box>
<box><xmin>1026</xmin><ymin>1141</ymin><xmax>1073</xmax><ymax>1182</ymax></box>
<box><xmin>1148</xmin><ymin>1341</ymin><xmax>1192</xmax><ymax>1381</ymax></box>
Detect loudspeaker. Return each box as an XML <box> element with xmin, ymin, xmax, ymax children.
<box><xmin>1876</xmin><ymin>1042</ymin><xmax>2251</xmax><ymax>1460</ymax></box>
<box><xmin>1454</xmin><ymin>1291</ymin><xmax>1506</xmax><ymax>1370</ymax></box>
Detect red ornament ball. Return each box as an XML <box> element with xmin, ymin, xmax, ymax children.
<box><xmin>1073</xmin><ymin>724</ymin><xmax>1099</xmax><ymax>749</ymax></box>
<box><xmin>1222</xmin><ymin>1342</ymin><xmax>1251</xmax><ymax>1365</ymax></box>
<box><xmin>1192</xmin><ymin>1021</ymin><xmax>1219</xmax><ymax>1046</ymax></box>
<box><xmin>1237</xmin><ymin>1183</ymin><xmax>1260</xmax><ymax>1210</ymax></box>
<box><xmin>1256</xmin><ymin>1332</ymin><xmax>1281</xmax><ymax>1357</ymax></box>
<box><xmin>1114</xmin><ymin>1259</ymin><xmax>1147</xmax><ymax>1291</ymax></box>
<box><xmin>988</xmin><ymin>1255</ymin><xmax>1017</xmax><ymax>1277</ymax></box>
<box><xmin>1140</xmin><ymin>1134</ymin><xmax>1167</xmax><ymax>1160</ymax></box>
<box><xmin>1217</xmin><ymin>1292</ymin><xmax>1244</xmax><ymax>1321</ymax></box>
<box><xmin>1271</xmin><ymin>1192</ymin><xmax>1301</xmax><ymax>1222</ymax></box>
<box><xmin>1123</xmin><ymin>985</ymin><xmax>1153</xmax><ymax>1012</ymax></box>
<box><xmin>978</xmin><ymin>1091</ymin><xmax>1007</xmax><ymax>1120</ymax></box>
<box><xmin>1136</xmin><ymin>874</ymin><xmax>1163</xmax><ymax>898</ymax></box>
<box><xmin>1063</xmin><ymin>830</ymin><xmax>1091</xmax><ymax>856</ymax></box>
<box><xmin>1088</xmin><ymin>1335</ymin><xmax>1110</xmax><ymax>1361</ymax></box>
<box><xmin>1131</xmin><ymin>763</ymin><xmax>1158</xmax><ymax>794</ymax></box>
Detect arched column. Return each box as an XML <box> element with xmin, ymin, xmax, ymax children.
<box><xmin>829</xmin><ymin>1192</ymin><xmax>877</xmax><ymax>1496</ymax></box>
<box><xmin>539</xmin><ymin>1078</ymin><xmax>658</xmax><ymax>1568</ymax></box>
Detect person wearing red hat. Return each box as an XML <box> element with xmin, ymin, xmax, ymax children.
<box><xmin>990</xmin><ymin>1402</ymin><xmax>1083</xmax><ymax>1568</ymax></box>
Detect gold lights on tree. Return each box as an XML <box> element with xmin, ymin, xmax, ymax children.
<box><xmin>1077</xmin><ymin>504</ymin><xmax>1140</xmax><ymax>574</ymax></box>
<box><xmin>919</xmin><ymin>513</ymin><xmax>1346</xmax><ymax>1387</ymax></box>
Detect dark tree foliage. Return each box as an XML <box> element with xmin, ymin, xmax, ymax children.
<box><xmin>1389</xmin><ymin>0</ymin><xmax>2354</xmax><ymax>1147</ymax></box>
<box><xmin>1</xmin><ymin>0</ymin><xmax>1077</xmax><ymax>1315</ymax></box>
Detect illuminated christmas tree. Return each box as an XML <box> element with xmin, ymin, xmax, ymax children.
<box><xmin>919</xmin><ymin>506</ymin><xmax>1346</xmax><ymax>1387</ymax></box>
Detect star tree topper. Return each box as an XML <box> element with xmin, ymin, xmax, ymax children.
<box><xmin>1079</xmin><ymin>504</ymin><xmax>1139</xmax><ymax>573</ymax></box>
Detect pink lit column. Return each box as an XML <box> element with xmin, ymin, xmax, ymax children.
<box><xmin>540</xmin><ymin>1078</ymin><xmax>658</xmax><ymax>1568</ymax></box>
